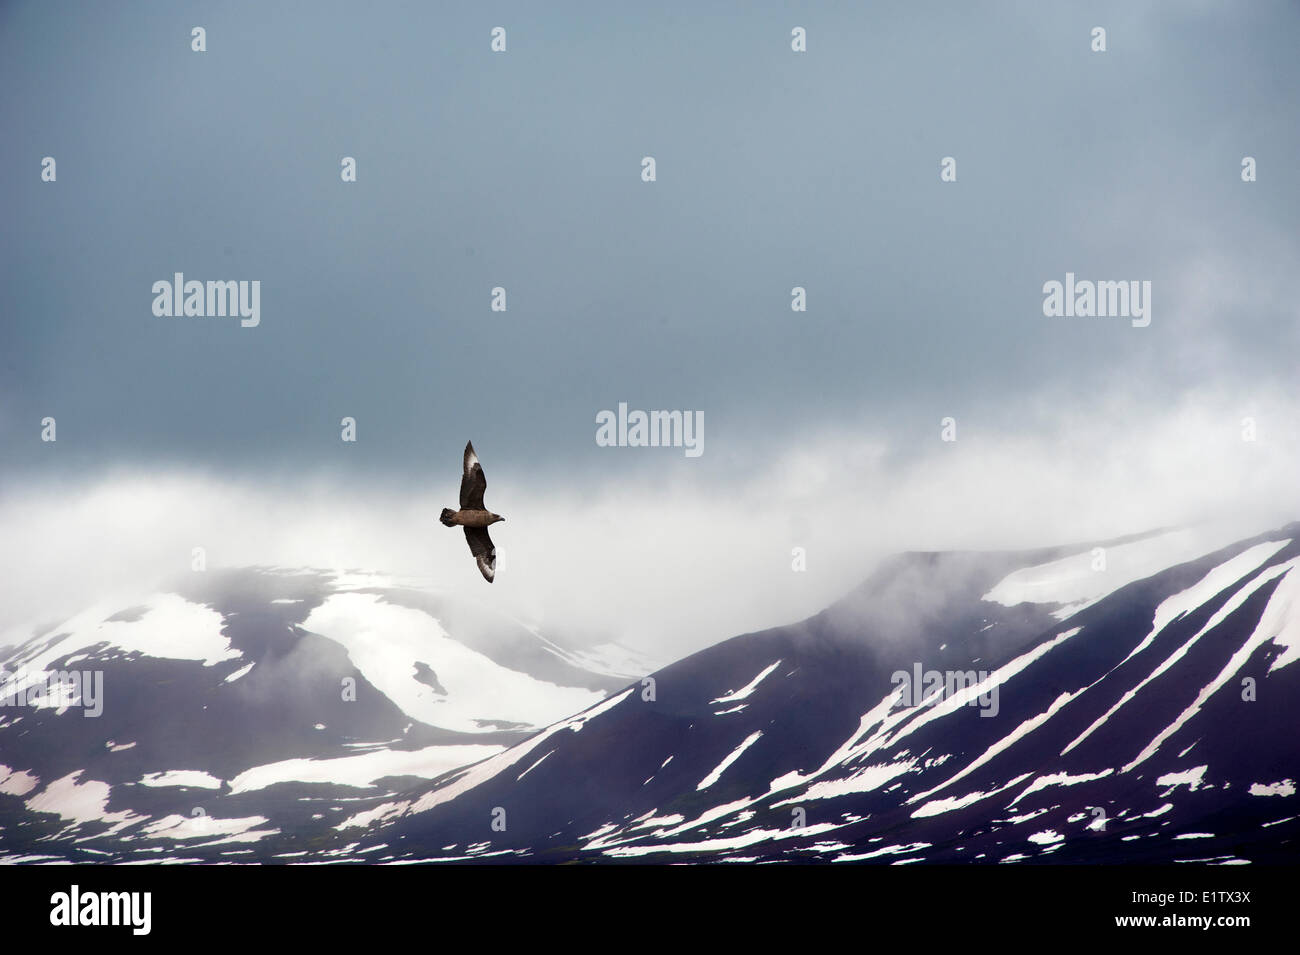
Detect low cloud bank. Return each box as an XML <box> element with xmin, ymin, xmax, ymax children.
<box><xmin>3</xmin><ymin>387</ymin><xmax>1296</xmax><ymax>660</ymax></box>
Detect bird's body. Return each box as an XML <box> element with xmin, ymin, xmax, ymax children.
<box><xmin>440</xmin><ymin>441</ymin><xmax>505</xmax><ymax>582</ymax></box>
<box><xmin>439</xmin><ymin>508</ymin><xmax>499</xmax><ymax>529</ymax></box>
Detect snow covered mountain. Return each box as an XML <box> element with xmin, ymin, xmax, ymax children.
<box><xmin>333</xmin><ymin>523</ymin><xmax>1300</xmax><ymax>864</ymax></box>
<box><xmin>0</xmin><ymin>567</ymin><xmax>651</xmax><ymax>862</ymax></box>
<box><xmin>4</xmin><ymin>524</ymin><xmax>1298</xmax><ymax>864</ymax></box>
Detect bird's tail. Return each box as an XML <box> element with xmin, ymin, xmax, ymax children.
<box><xmin>439</xmin><ymin>508</ymin><xmax>457</xmax><ymax>527</ymax></box>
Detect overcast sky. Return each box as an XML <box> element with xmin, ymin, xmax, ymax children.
<box><xmin>2</xmin><ymin>2</ymin><xmax>1298</xmax><ymax>655</ymax></box>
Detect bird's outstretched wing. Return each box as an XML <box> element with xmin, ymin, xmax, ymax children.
<box><xmin>460</xmin><ymin>441</ymin><xmax>487</xmax><ymax>510</ymax></box>
<box><xmin>464</xmin><ymin>526</ymin><xmax>496</xmax><ymax>582</ymax></box>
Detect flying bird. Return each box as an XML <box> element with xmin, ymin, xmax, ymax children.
<box><xmin>440</xmin><ymin>441</ymin><xmax>506</xmax><ymax>582</ymax></box>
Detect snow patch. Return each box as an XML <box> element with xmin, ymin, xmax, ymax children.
<box><xmin>0</xmin><ymin>765</ymin><xmax>39</xmax><ymax>797</ymax></box>
<box><xmin>710</xmin><ymin>660</ymin><xmax>782</xmax><ymax>705</ymax></box>
<box><xmin>301</xmin><ymin>593</ymin><xmax>604</xmax><ymax>733</ymax></box>
<box><xmin>1249</xmin><ymin>780</ymin><xmax>1295</xmax><ymax>797</ymax></box>
<box><xmin>138</xmin><ymin>771</ymin><xmax>222</xmax><ymax>790</ymax></box>
<box><xmin>697</xmin><ymin>732</ymin><xmax>763</xmax><ymax>791</ymax></box>
<box><xmin>227</xmin><ymin>743</ymin><xmax>503</xmax><ymax>794</ymax></box>
<box><xmin>982</xmin><ymin>528</ymin><xmax>1237</xmax><ymax>612</ymax></box>
<box><xmin>1155</xmin><ymin>766</ymin><xmax>1208</xmax><ymax>792</ymax></box>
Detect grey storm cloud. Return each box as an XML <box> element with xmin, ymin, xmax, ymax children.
<box><xmin>3</xmin><ymin>0</ymin><xmax>1298</xmax><ymax>487</ymax></box>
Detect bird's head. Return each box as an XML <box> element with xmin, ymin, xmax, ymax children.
<box><xmin>490</xmin><ymin>513</ymin><xmax>506</xmax><ymax>524</ymax></box>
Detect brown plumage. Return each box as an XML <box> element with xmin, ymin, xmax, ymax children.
<box><xmin>439</xmin><ymin>441</ymin><xmax>505</xmax><ymax>582</ymax></box>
